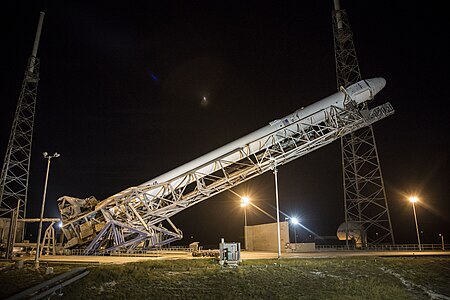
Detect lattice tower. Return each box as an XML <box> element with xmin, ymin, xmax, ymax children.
<box><xmin>0</xmin><ymin>13</ymin><xmax>45</xmax><ymax>241</ymax></box>
<box><xmin>332</xmin><ymin>3</ymin><xmax>395</xmax><ymax>246</ymax></box>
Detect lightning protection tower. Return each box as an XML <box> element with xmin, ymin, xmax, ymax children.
<box><xmin>332</xmin><ymin>1</ymin><xmax>394</xmax><ymax>246</ymax></box>
<box><xmin>0</xmin><ymin>12</ymin><xmax>45</xmax><ymax>241</ymax></box>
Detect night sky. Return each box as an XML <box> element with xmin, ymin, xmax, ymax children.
<box><xmin>2</xmin><ymin>1</ymin><xmax>449</xmax><ymax>247</ymax></box>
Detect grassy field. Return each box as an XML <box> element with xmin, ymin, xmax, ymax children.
<box><xmin>1</xmin><ymin>256</ymin><xmax>449</xmax><ymax>299</ymax></box>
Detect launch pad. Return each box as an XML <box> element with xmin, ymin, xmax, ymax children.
<box><xmin>56</xmin><ymin>79</ymin><xmax>393</xmax><ymax>254</ymax></box>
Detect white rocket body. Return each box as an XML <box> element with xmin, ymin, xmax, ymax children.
<box><xmin>115</xmin><ymin>78</ymin><xmax>385</xmax><ymax>198</ymax></box>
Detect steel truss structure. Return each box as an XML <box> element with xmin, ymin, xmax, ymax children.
<box><xmin>332</xmin><ymin>7</ymin><xmax>395</xmax><ymax>245</ymax></box>
<box><xmin>58</xmin><ymin>98</ymin><xmax>394</xmax><ymax>254</ymax></box>
<box><xmin>0</xmin><ymin>13</ymin><xmax>45</xmax><ymax>233</ymax></box>
<box><xmin>0</xmin><ymin>57</ymin><xmax>40</xmax><ymax>220</ymax></box>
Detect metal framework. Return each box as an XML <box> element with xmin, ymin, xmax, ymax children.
<box><xmin>58</xmin><ymin>99</ymin><xmax>394</xmax><ymax>254</ymax></box>
<box><xmin>0</xmin><ymin>57</ymin><xmax>40</xmax><ymax>220</ymax></box>
<box><xmin>0</xmin><ymin>13</ymin><xmax>45</xmax><ymax>231</ymax></box>
<box><xmin>41</xmin><ymin>220</ymin><xmax>57</xmax><ymax>256</ymax></box>
<box><xmin>332</xmin><ymin>6</ymin><xmax>395</xmax><ymax>245</ymax></box>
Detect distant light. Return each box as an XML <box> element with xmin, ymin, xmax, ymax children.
<box><xmin>409</xmin><ymin>196</ymin><xmax>419</xmax><ymax>203</ymax></box>
<box><xmin>58</xmin><ymin>221</ymin><xmax>63</xmax><ymax>228</ymax></box>
<box><xmin>201</xmin><ymin>96</ymin><xmax>208</xmax><ymax>107</ymax></box>
<box><xmin>291</xmin><ymin>217</ymin><xmax>299</xmax><ymax>225</ymax></box>
<box><xmin>150</xmin><ymin>72</ymin><xmax>158</xmax><ymax>81</ymax></box>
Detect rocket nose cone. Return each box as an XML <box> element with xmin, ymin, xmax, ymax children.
<box><xmin>365</xmin><ymin>77</ymin><xmax>386</xmax><ymax>96</ymax></box>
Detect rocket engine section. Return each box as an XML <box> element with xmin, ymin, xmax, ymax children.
<box><xmin>57</xmin><ymin>196</ymin><xmax>103</xmax><ymax>248</ymax></box>
<box><xmin>58</xmin><ymin>196</ymin><xmax>98</xmax><ymax>221</ymax></box>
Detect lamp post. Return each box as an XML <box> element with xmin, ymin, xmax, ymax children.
<box><xmin>439</xmin><ymin>234</ymin><xmax>445</xmax><ymax>250</ymax></box>
<box><xmin>240</xmin><ymin>196</ymin><xmax>250</xmax><ymax>249</ymax></box>
<box><xmin>34</xmin><ymin>152</ymin><xmax>60</xmax><ymax>269</ymax></box>
<box><xmin>408</xmin><ymin>196</ymin><xmax>421</xmax><ymax>251</ymax></box>
<box><xmin>290</xmin><ymin>217</ymin><xmax>299</xmax><ymax>243</ymax></box>
<box><xmin>273</xmin><ymin>162</ymin><xmax>281</xmax><ymax>259</ymax></box>
<box><xmin>240</xmin><ymin>196</ymin><xmax>250</xmax><ymax>227</ymax></box>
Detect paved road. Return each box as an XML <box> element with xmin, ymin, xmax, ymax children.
<box><xmin>17</xmin><ymin>250</ymin><xmax>449</xmax><ymax>265</ymax></box>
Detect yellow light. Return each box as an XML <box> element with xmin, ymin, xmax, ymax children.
<box><xmin>409</xmin><ymin>196</ymin><xmax>419</xmax><ymax>203</ymax></box>
<box><xmin>241</xmin><ymin>196</ymin><xmax>250</xmax><ymax>207</ymax></box>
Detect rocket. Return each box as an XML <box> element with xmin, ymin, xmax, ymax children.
<box><xmin>59</xmin><ymin>77</ymin><xmax>387</xmax><ymax>250</ymax></box>
<box><xmin>110</xmin><ymin>78</ymin><xmax>386</xmax><ymax>200</ymax></box>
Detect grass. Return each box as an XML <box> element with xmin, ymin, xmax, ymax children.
<box><xmin>0</xmin><ymin>261</ymin><xmax>76</xmax><ymax>297</ymax></box>
<box><xmin>1</xmin><ymin>257</ymin><xmax>449</xmax><ymax>299</ymax></box>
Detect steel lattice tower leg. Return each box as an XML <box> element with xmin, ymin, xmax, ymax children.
<box><xmin>332</xmin><ymin>4</ymin><xmax>395</xmax><ymax>246</ymax></box>
<box><xmin>0</xmin><ymin>13</ymin><xmax>45</xmax><ymax>246</ymax></box>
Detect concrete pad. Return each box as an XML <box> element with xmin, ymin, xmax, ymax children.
<box><xmin>16</xmin><ymin>250</ymin><xmax>450</xmax><ymax>265</ymax></box>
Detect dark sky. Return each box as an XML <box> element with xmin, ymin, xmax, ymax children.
<box><xmin>2</xmin><ymin>1</ymin><xmax>449</xmax><ymax>247</ymax></box>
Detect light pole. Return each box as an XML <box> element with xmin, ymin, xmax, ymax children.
<box><xmin>241</xmin><ymin>196</ymin><xmax>250</xmax><ymax>227</ymax></box>
<box><xmin>408</xmin><ymin>196</ymin><xmax>422</xmax><ymax>251</ymax></box>
<box><xmin>240</xmin><ymin>196</ymin><xmax>250</xmax><ymax>249</ymax></box>
<box><xmin>273</xmin><ymin>162</ymin><xmax>281</xmax><ymax>259</ymax></box>
<box><xmin>439</xmin><ymin>234</ymin><xmax>445</xmax><ymax>250</ymax></box>
<box><xmin>34</xmin><ymin>152</ymin><xmax>60</xmax><ymax>268</ymax></box>
<box><xmin>290</xmin><ymin>217</ymin><xmax>299</xmax><ymax>243</ymax></box>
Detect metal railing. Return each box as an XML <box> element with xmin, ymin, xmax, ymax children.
<box><xmin>54</xmin><ymin>244</ymin><xmax>448</xmax><ymax>256</ymax></box>
<box><xmin>315</xmin><ymin>244</ymin><xmax>448</xmax><ymax>252</ymax></box>
<box><xmin>66</xmin><ymin>246</ymin><xmax>194</xmax><ymax>256</ymax></box>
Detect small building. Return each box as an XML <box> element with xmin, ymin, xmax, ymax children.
<box><xmin>245</xmin><ymin>221</ymin><xmax>289</xmax><ymax>252</ymax></box>
<box><xmin>0</xmin><ymin>217</ymin><xmax>25</xmax><ymax>246</ymax></box>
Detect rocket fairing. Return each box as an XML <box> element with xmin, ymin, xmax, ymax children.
<box><xmin>131</xmin><ymin>78</ymin><xmax>386</xmax><ymax>194</ymax></box>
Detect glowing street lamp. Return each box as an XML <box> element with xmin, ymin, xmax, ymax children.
<box><xmin>408</xmin><ymin>196</ymin><xmax>422</xmax><ymax>251</ymax></box>
<box><xmin>439</xmin><ymin>234</ymin><xmax>445</xmax><ymax>250</ymax></box>
<box><xmin>240</xmin><ymin>196</ymin><xmax>250</xmax><ymax>227</ymax></box>
<box><xmin>35</xmin><ymin>152</ymin><xmax>60</xmax><ymax>269</ymax></box>
<box><xmin>290</xmin><ymin>217</ymin><xmax>300</xmax><ymax>243</ymax></box>
<box><xmin>240</xmin><ymin>196</ymin><xmax>250</xmax><ymax>250</ymax></box>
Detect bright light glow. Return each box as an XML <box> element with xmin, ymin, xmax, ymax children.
<box><xmin>240</xmin><ymin>196</ymin><xmax>250</xmax><ymax>207</ymax></box>
<box><xmin>201</xmin><ymin>96</ymin><xmax>208</xmax><ymax>107</ymax></box>
<box><xmin>291</xmin><ymin>217</ymin><xmax>299</xmax><ymax>225</ymax></box>
<box><xmin>58</xmin><ymin>221</ymin><xmax>63</xmax><ymax>228</ymax></box>
<box><xmin>409</xmin><ymin>196</ymin><xmax>419</xmax><ymax>203</ymax></box>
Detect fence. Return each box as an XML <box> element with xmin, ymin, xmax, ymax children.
<box><xmin>58</xmin><ymin>244</ymin><xmax>448</xmax><ymax>256</ymax></box>
<box><xmin>315</xmin><ymin>244</ymin><xmax>448</xmax><ymax>252</ymax></box>
<box><xmin>66</xmin><ymin>246</ymin><xmax>193</xmax><ymax>256</ymax></box>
